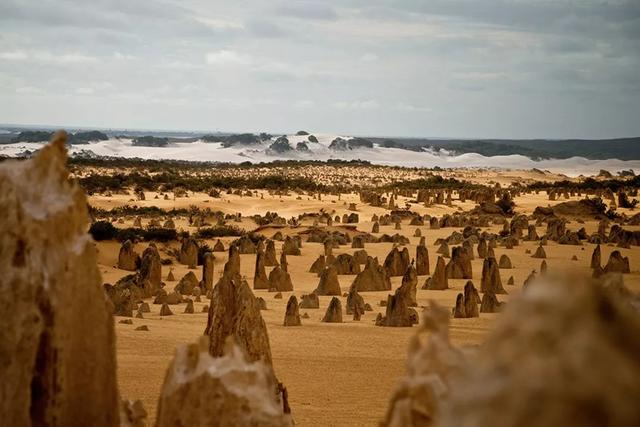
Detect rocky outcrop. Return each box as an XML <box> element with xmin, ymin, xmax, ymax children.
<box><xmin>300</xmin><ymin>293</ymin><xmax>320</xmax><ymax>309</ymax></box>
<box><xmin>400</xmin><ymin>264</ymin><xmax>418</xmax><ymax>307</ymax></box>
<box><xmin>463</xmin><ymin>281</ymin><xmax>480</xmax><ymax>318</ymax></box>
<box><xmin>314</xmin><ymin>265</ymin><xmax>342</xmax><ymax>296</ymax></box>
<box><xmin>604</xmin><ymin>250</ymin><xmax>630</xmax><ymax>274</ymax></box>
<box><xmin>282</xmin><ymin>236</ymin><xmax>300</xmax><ymax>256</ymax></box>
<box><xmin>267</xmin><ymin>265</ymin><xmax>294</xmax><ymax>292</ymax></box>
<box><xmin>283</xmin><ymin>296</ymin><xmax>302</xmax><ymax>326</ymax></box>
<box><xmin>179</xmin><ymin>237</ymin><xmax>199</xmax><ymax>268</ymax></box>
<box><xmin>204</xmin><ymin>256</ymin><xmax>274</xmax><ymax>366</ymax></box>
<box><xmin>384</xmin><ymin>277</ymin><xmax>640</xmax><ymax>427</ymax></box>
<box><xmin>377</xmin><ymin>279</ymin><xmax>419</xmax><ymax>327</ymax></box>
<box><xmin>201</xmin><ymin>252</ymin><xmax>215</xmax><ymax>292</ymax></box>
<box><xmin>416</xmin><ymin>244</ymin><xmax>430</xmax><ymax>276</ymax></box>
<box><xmin>322</xmin><ymin>297</ymin><xmax>343</xmax><ymax>323</ymax></box>
<box><xmin>264</xmin><ymin>240</ymin><xmax>279</xmax><ymax>266</ymax></box>
<box><xmin>118</xmin><ymin>240</ymin><xmax>139</xmax><ymax>271</ymax></box>
<box><xmin>174</xmin><ymin>271</ymin><xmax>199</xmax><ymax>295</ymax></box>
<box><xmin>382</xmin><ymin>302</ymin><xmax>465</xmax><ymax>425</ymax></box>
<box><xmin>427</xmin><ymin>256</ymin><xmax>448</xmax><ymax>290</ymax></box>
<box><xmin>498</xmin><ymin>254</ymin><xmax>512</xmax><ymax>269</ymax></box>
<box><xmin>453</xmin><ymin>294</ymin><xmax>467</xmax><ymax>318</ymax></box>
<box><xmin>346</xmin><ymin>285</ymin><xmax>365</xmax><ymax>316</ymax></box>
<box><xmin>331</xmin><ymin>253</ymin><xmax>361</xmax><ymax>275</ymax></box>
<box><xmin>254</xmin><ymin>246</ymin><xmax>269</xmax><ymax>290</ymax></box>
<box><xmin>532</xmin><ymin>243</ymin><xmax>547</xmax><ymax>259</ymax></box>
<box><xmin>480</xmin><ymin>292</ymin><xmax>503</xmax><ymax>313</ymax></box>
<box><xmin>590</xmin><ymin>244</ymin><xmax>601</xmax><ymax>269</ymax></box>
<box><xmin>445</xmin><ymin>246</ymin><xmax>472</xmax><ymax>279</ymax></box>
<box><xmin>384</xmin><ymin>247</ymin><xmax>411</xmax><ymax>277</ymax></box>
<box><xmin>352</xmin><ymin>256</ymin><xmax>391</xmax><ymax>292</ymax></box>
<box><xmin>156</xmin><ymin>337</ymin><xmax>292</xmax><ymax>427</ymax></box>
<box><xmin>213</xmin><ymin>239</ymin><xmax>225</xmax><ymax>252</ymax></box>
<box><xmin>139</xmin><ymin>245</ymin><xmax>162</xmax><ymax>297</ymax></box>
<box><xmin>309</xmin><ymin>255</ymin><xmax>326</xmax><ymax>274</ymax></box>
<box><xmin>0</xmin><ymin>134</ymin><xmax>121</xmax><ymax>426</ymax></box>
<box><xmin>480</xmin><ymin>257</ymin><xmax>506</xmax><ymax>294</ymax></box>
<box><xmin>442</xmin><ymin>276</ymin><xmax>640</xmax><ymax>426</ymax></box>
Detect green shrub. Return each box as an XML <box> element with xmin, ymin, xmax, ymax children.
<box><xmin>89</xmin><ymin>221</ymin><xmax>118</xmax><ymax>241</ymax></box>
<box><xmin>196</xmin><ymin>226</ymin><xmax>244</xmax><ymax>238</ymax></box>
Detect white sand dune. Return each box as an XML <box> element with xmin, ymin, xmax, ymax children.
<box><xmin>2</xmin><ymin>134</ymin><xmax>639</xmax><ymax>177</ymax></box>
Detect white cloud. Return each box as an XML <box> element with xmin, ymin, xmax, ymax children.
<box><xmin>333</xmin><ymin>100</ymin><xmax>380</xmax><ymax>110</ymax></box>
<box><xmin>33</xmin><ymin>52</ymin><xmax>99</xmax><ymax>64</ymax></box>
<box><xmin>195</xmin><ymin>17</ymin><xmax>245</xmax><ymax>30</ymax></box>
<box><xmin>205</xmin><ymin>49</ymin><xmax>252</xmax><ymax>66</ymax></box>
<box><xmin>394</xmin><ymin>103</ymin><xmax>433</xmax><ymax>113</ymax></box>
<box><xmin>0</xmin><ymin>51</ymin><xmax>28</xmax><ymax>60</ymax></box>
<box><xmin>360</xmin><ymin>53</ymin><xmax>379</xmax><ymax>62</ymax></box>
<box><xmin>15</xmin><ymin>86</ymin><xmax>43</xmax><ymax>94</ymax></box>
<box><xmin>75</xmin><ymin>87</ymin><xmax>95</xmax><ymax>95</ymax></box>
<box><xmin>113</xmin><ymin>51</ymin><xmax>135</xmax><ymax>60</ymax></box>
<box><xmin>295</xmin><ymin>99</ymin><xmax>315</xmax><ymax>108</ymax></box>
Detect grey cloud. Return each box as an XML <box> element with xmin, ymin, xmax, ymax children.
<box><xmin>0</xmin><ymin>0</ymin><xmax>638</xmax><ymax>139</ymax></box>
<box><xmin>276</xmin><ymin>1</ymin><xmax>338</xmax><ymax>20</ymax></box>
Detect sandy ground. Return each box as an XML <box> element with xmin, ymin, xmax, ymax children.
<box><xmin>92</xmin><ymin>188</ymin><xmax>640</xmax><ymax>426</ymax></box>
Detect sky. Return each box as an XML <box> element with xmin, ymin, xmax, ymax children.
<box><xmin>0</xmin><ymin>0</ymin><xmax>639</xmax><ymax>139</ymax></box>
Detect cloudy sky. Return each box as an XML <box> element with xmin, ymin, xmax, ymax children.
<box><xmin>1</xmin><ymin>0</ymin><xmax>639</xmax><ymax>138</ymax></box>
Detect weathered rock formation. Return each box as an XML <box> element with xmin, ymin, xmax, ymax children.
<box><xmin>254</xmin><ymin>246</ymin><xmax>269</xmax><ymax>289</ymax></box>
<box><xmin>322</xmin><ymin>297</ymin><xmax>343</xmax><ymax>323</ymax></box>
<box><xmin>498</xmin><ymin>254</ymin><xmax>512</xmax><ymax>269</ymax></box>
<box><xmin>532</xmin><ymin>243</ymin><xmax>547</xmax><ymax>259</ymax></box>
<box><xmin>427</xmin><ymin>256</ymin><xmax>448</xmax><ymax>290</ymax></box>
<box><xmin>204</xmin><ymin>256</ymin><xmax>274</xmax><ymax>366</ymax></box>
<box><xmin>264</xmin><ymin>240</ymin><xmax>279</xmax><ymax>266</ymax></box>
<box><xmin>350</xmin><ymin>257</ymin><xmax>389</xmax><ymax>292</ymax></box>
<box><xmin>309</xmin><ymin>255</ymin><xmax>326</xmax><ymax>274</ymax></box>
<box><xmin>156</xmin><ymin>337</ymin><xmax>292</xmax><ymax>427</ymax></box>
<box><xmin>282</xmin><ymin>236</ymin><xmax>301</xmax><ymax>256</ymax></box>
<box><xmin>174</xmin><ymin>271</ymin><xmax>199</xmax><ymax>295</ymax></box>
<box><xmin>604</xmin><ymin>250</ymin><xmax>631</xmax><ymax>274</ymax></box>
<box><xmin>267</xmin><ymin>265</ymin><xmax>294</xmax><ymax>292</ymax></box>
<box><xmin>179</xmin><ymin>237</ymin><xmax>199</xmax><ymax>268</ymax></box>
<box><xmin>331</xmin><ymin>253</ymin><xmax>361</xmax><ymax>275</ymax></box>
<box><xmin>300</xmin><ymin>293</ymin><xmax>320</xmax><ymax>309</ymax></box>
<box><xmin>283</xmin><ymin>296</ymin><xmax>302</xmax><ymax>326</ymax></box>
<box><xmin>480</xmin><ymin>257</ymin><xmax>506</xmax><ymax>294</ymax></box>
<box><xmin>384</xmin><ymin>247</ymin><xmax>411</xmax><ymax>277</ymax></box>
<box><xmin>314</xmin><ymin>265</ymin><xmax>342</xmax><ymax>296</ymax></box>
<box><xmin>201</xmin><ymin>252</ymin><xmax>215</xmax><ymax>292</ymax></box>
<box><xmin>416</xmin><ymin>244</ymin><xmax>430</xmax><ymax>276</ymax></box>
<box><xmin>445</xmin><ymin>246</ymin><xmax>472</xmax><ymax>279</ymax></box>
<box><xmin>0</xmin><ymin>135</ymin><xmax>121</xmax><ymax>426</ymax></box>
<box><xmin>118</xmin><ymin>240</ymin><xmax>139</xmax><ymax>271</ymax></box>
<box><xmin>139</xmin><ymin>245</ymin><xmax>162</xmax><ymax>297</ymax></box>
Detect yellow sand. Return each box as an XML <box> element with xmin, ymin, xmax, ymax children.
<box><xmin>92</xmin><ymin>185</ymin><xmax>640</xmax><ymax>426</ymax></box>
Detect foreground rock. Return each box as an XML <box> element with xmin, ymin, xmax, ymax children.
<box><xmin>0</xmin><ymin>134</ymin><xmax>120</xmax><ymax>426</ymax></box>
<box><xmin>204</xmin><ymin>258</ymin><xmax>274</xmax><ymax>366</ymax></box>
<box><xmin>156</xmin><ymin>336</ymin><xmax>293</xmax><ymax>427</ymax></box>
<box><xmin>382</xmin><ymin>275</ymin><xmax>640</xmax><ymax>426</ymax></box>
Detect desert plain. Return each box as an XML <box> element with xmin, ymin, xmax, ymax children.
<box><xmin>84</xmin><ymin>165</ymin><xmax>640</xmax><ymax>426</ymax></box>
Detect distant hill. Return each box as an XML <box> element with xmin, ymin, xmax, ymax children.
<box><xmin>369</xmin><ymin>137</ymin><xmax>640</xmax><ymax>160</ymax></box>
<box><xmin>131</xmin><ymin>136</ymin><xmax>169</xmax><ymax>147</ymax></box>
<box><xmin>7</xmin><ymin>130</ymin><xmax>109</xmax><ymax>145</ymax></box>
